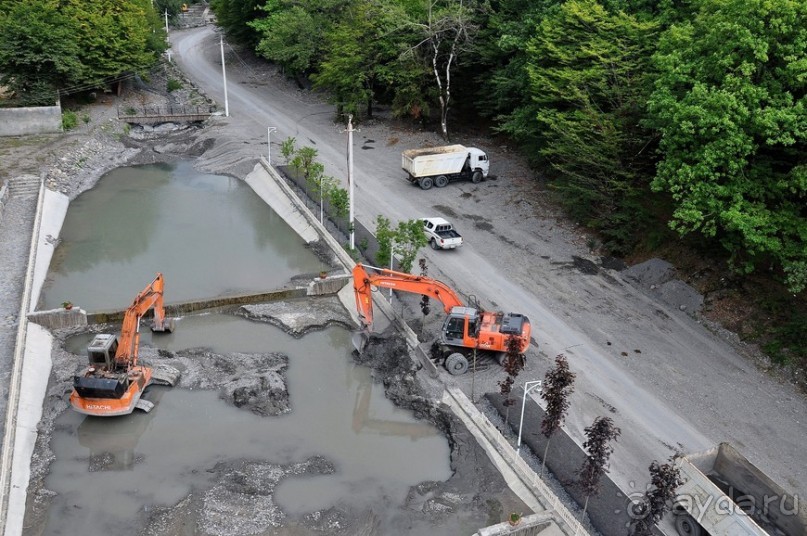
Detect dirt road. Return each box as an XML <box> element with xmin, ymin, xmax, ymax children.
<box><xmin>173</xmin><ymin>25</ymin><xmax>805</xmax><ymax>499</ymax></box>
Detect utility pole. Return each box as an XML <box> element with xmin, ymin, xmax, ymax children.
<box><xmin>346</xmin><ymin>115</ymin><xmax>356</xmax><ymax>249</ymax></box>
<box><xmin>267</xmin><ymin>126</ymin><xmax>276</xmax><ymax>163</ymax></box>
<box><xmin>220</xmin><ymin>36</ymin><xmax>229</xmax><ymax>117</ymax></box>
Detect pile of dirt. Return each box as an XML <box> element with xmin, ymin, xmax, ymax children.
<box><xmin>142</xmin><ymin>456</ymin><xmax>336</xmax><ymax>536</ymax></box>
<box><xmin>237</xmin><ymin>296</ymin><xmax>354</xmax><ymax>337</ymax></box>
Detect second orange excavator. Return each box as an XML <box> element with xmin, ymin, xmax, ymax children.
<box><xmin>352</xmin><ymin>264</ymin><xmax>531</xmax><ymax>374</ymax></box>
<box><xmin>70</xmin><ymin>273</ymin><xmax>178</xmax><ymax>417</ymax></box>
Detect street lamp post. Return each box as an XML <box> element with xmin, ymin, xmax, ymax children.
<box><xmin>389</xmin><ymin>242</ymin><xmax>395</xmax><ymax>300</ymax></box>
<box><xmin>517</xmin><ymin>380</ymin><xmax>542</xmax><ymax>455</ymax></box>
<box><xmin>267</xmin><ymin>127</ymin><xmax>277</xmax><ymax>164</ymax></box>
<box><xmin>220</xmin><ymin>36</ymin><xmax>229</xmax><ymax>117</ymax></box>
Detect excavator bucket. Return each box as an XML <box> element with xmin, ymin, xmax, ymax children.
<box><xmin>351</xmin><ymin>329</ymin><xmax>370</xmax><ymax>354</ymax></box>
<box><xmin>150</xmin><ymin>364</ymin><xmax>181</xmax><ymax>386</ymax></box>
<box><xmin>151</xmin><ymin>317</ymin><xmax>176</xmax><ymax>333</ymax></box>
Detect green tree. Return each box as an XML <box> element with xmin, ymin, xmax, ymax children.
<box><xmin>290</xmin><ymin>146</ymin><xmax>319</xmax><ymax>186</ymax></box>
<box><xmin>0</xmin><ymin>0</ymin><xmax>84</xmax><ymax>104</ymax></box>
<box><xmin>647</xmin><ymin>0</ymin><xmax>807</xmax><ymax>293</ymax></box>
<box><xmin>406</xmin><ymin>0</ymin><xmax>480</xmax><ymax>140</ymax></box>
<box><xmin>375</xmin><ymin>215</ymin><xmax>428</xmax><ymax>273</ymax></box>
<box><xmin>250</xmin><ymin>0</ymin><xmax>338</xmax><ymax>76</ymax></box>
<box><xmin>524</xmin><ymin>0</ymin><xmax>659</xmax><ymax>253</ymax></box>
<box><xmin>65</xmin><ymin>0</ymin><xmax>162</xmax><ymax>82</ymax></box>
<box><xmin>312</xmin><ymin>0</ymin><xmax>410</xmax><ymax>120</ymax></box>
<box><xmin>209</xmin><ymin>0</ymin><xmax>263</xmax><ymax>46</ymax></box>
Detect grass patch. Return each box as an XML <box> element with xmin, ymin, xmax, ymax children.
<box><xmin>61</xmin><ymin>110</ymin><xmax>78</xmax><ymax>131</ymax></box>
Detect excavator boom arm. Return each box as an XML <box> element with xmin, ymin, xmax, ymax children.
<box><xmin>352</xmin><ymin>264</ymin><xmax>464</xmax><ymax>331</ymax></box>
<box><xmin>115</xmin><ymin>273</ymin><xmax>168</xmax><ymax>367</ymax></box>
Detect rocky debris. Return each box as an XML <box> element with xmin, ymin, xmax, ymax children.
<box><xmin>45</xmin><ymin>135</ymin><xmax>141</xmax><ymax>200</ymax></box>
<box><xmin>151</xmin><ymin>347</ymin><xmax>290</xmax><ymax>416</ymax></box>
<box><xmin>237</xmin><ymin>296</ymin><xmax>354</xmax><ymax>336</ymax></box>
<box><xmin>303</xmin><ymin>507</ymin><xmax>351</xmax><ymax>533</ymax></box>
<box><xmin>623</xmin><ymin>257</ymin><xmax>704</xmax><ymax>315</ymax></box>
<box><xmin>143</xmin><ymin>457</ymin><xmax>335</xmax><ymax>536</ymax></box>
<box><xmin>656</xmin><ymin>279</ymin><xmax>704</xmax><ymax>314</ymax></box>
<box><xmin>622</xmin><ymin>258</ymin><xmax>676</xmax><ymax>288</ymax></box>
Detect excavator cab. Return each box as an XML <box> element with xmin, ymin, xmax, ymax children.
<box><xmin>441</xmin><ymin>306</ymin><xmax>479</xmax><ymax>346</ymax></box>
<box><xmin>73</xmin><ymin>334</ymin><xmax>129</xmax><ymax>399</ymax></box>
<box><xmin>86</xmin><ymin>334</ymin><xmax>118</xmax><ymax>370</ymax></box>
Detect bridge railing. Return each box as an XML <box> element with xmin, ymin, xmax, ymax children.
<box><xmin>117</xmin><ymin>104</ymin><xmax>216</xmax><ymax>118</ymax></box>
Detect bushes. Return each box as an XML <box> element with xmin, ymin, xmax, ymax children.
<box><xmin>61</xmin><ymin>110</ymin><xmax>78</xmax><ymax>130</ymax></box>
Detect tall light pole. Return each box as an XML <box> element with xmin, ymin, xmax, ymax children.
<box><xmin>164</xmin><ymin>10</ymin><xmax>169</xmax><ymax>43</ymax></box>
<box><xmin>389</xmin><ymin>242</ymin><xmax>395</xmax><ymax>300</ymax></box>
<box><xmin>517</xmin><ymin>380</ymin><xmax>542</xmax><ymax>455</ymax></box>
<box><xmin>220</xmin><ymin>35</ymin><xmax>229</xmax><ymax>117</ymax></box>
<box><xmin>346</xmin><ymin>115</ymin><xmax>355</xmax><ymax>249</ymax></box>
<box><xmin>267</xmin><ymin>127</ymin><xmax>277</xmax><ymax>164</ymax></box>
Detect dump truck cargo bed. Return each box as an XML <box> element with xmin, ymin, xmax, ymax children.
<box><xmin>673</xmin><ymin>443</ymin><xmax>805</xmax><ymax>536</ymax></box>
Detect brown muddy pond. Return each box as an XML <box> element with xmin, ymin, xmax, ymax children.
<box><xmin>39</xmin><ymin>160</ymin><xmax>326</xmax><ymax>311</ymax></box>
<box><xmin>34</xmin><ymin>161</ymin><xmax>456</xmax><ymax>535</ymax></box>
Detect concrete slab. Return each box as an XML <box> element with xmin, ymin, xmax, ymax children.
<box><xmin>30</xmin><ymin>189</ymin><xmax>69</xmax><ymax>309</ymax></box>
<box><xmin>5</xmin><ymin>324</ymin><xmax>53</xmax><ymax>536</ymax></box>
<box><xmin>244</xmin><ymin>163</ymin><xmax>319</xmax><ymax>243</ymax></box>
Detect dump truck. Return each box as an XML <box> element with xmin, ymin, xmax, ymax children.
<box><xmin>402</xmin><ymin>145</ymin><xmax>490</xmax><ymax>190</ymax></box>
<box><xmin>671</xmin><ymin>443</ymin><xmax>805</xmax><ymax>536</ymax></box>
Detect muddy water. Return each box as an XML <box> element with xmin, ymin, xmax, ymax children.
<box><xmin>40</xmin><ymin>160</ymin><xmax>325</xmax><ymax>311</ymax></box>
<box><xmin>48</xmin><ymin>317</ymin><xmax>450</xmax><ymax>535</ymax></box>
<box><xmin>38</xmin><ymin>161</ymin><xmax>454</xmax><ymax>535</ymax></box>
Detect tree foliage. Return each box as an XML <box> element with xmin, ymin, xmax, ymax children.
<box><xmin>541</xmin><ymin>354</ymin><xmax>576</xmax><ymax>438</ymax></box>
<box><xmin>406</xmin><ymin>0</ymin><xmax>480</xmax><ymax>139</ymax></box>
<box><xmin>209</xmin><ymin>0</ymin><xmax>264</xmax><ymax>46</ymax></box>
<box><xmin>629</xmin><ymin>458</ymin><xmax>683</xmax><ymax>536</ymax></box>
<box><xmin>313</xmin><ymin>0</ymin><xmax>410</xmax><ymax>119</ymax></box>
<box><xmin>647</xmin><ymin>0</ymin><xmax>807</xmax><ymax>292</ymax></box>
<box><xmin>523</xmin><ymin>0</ymin><xmax>660</xmax><ymax>252</ymax></box>
<box><xmin>375</xmin><ymin>215</ymin><xmax>428</xmax><ymax>273</ymax></box>
<box><xmin>0</xmin><ymin>0</ymin><xmax>164</xmax><ymax>105</ymax></box>
<box><xmin>578</xmin><ymin>416</ymin><xmax>621</xmax><ymax>506</ymax></box>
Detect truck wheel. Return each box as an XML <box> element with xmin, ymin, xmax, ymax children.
<box><xmin>471</xmin><ymin>171</ymin><xmax>483</xmax><ymax>183</ymax></box>
<box><xmin>430</xmin><ymin>239</ymin><xmax>439</xmax><ymax>250</ymax></box>
<box><xmin>435</xmin><ymin>175</ymin><xmax>449</xmax><ymax>188</ymax></box>
<box><xmin>445</xmin><ymin>353</ymin><xmax>469</xmax><ymax>375</ymax></box>
<box><xmin>419</xmin><ymin>177</ymin><xmax>434</xmax><ymax>190</ymax></box>
<box><xmin>674</xmin><ymin>514</ymin><xmax>702</xmax><ymax>536</ymax></box>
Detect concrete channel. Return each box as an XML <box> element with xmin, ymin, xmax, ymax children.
<box><xmin>0</xmin><ymin>156</ymin><xmax>588</xmax><ymax>536</ymax></box>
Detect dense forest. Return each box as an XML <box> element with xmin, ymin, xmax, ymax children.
<box><xmin>1</xmin><ymin>0</ymin><xmax>805</xmax><ymax>366</ymax></box>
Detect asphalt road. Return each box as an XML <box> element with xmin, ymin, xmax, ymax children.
<box><xmin>170</xmin><ymin>25</ymin><xmax>806</xmax><ymax>501</ymax></box>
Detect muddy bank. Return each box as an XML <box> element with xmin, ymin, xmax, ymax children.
<box><xmin>236</xmin><ymin>296</ymin><xmax>354</xmax><ymax>337</ymax></box>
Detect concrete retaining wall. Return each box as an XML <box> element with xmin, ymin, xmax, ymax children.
<box><xmin>0</xmin><ymin>105</ymin><xmax>62</xmax><ymax>137</ymax></box>
<box><xmin>307</xmin><ymin>275</ymin><xmax>350</xmax><ymax>296</ymax></box>
<box><xmin>487</xmin><ymin>393</ymin><xmax>633</xmax><ymax>536</ymax></box>
<box><xmin>26</xmin><ymin>308</ymin><xmax>88</xmax><ymax>330</ymax></box>
<box><xmin>25</xmin><ymin>282</ymin><xmax>359</xmax><ymax>329</ymax></box>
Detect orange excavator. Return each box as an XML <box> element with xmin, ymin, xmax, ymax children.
<box><xmin>352</xmin><ymin>264</ymin><xmax>531</xmax><ymax>374</ymax></box>
<box><xmin>70</xmin><ymin>273</ymin><xmax>177</xmax><ymax>417</ymax></box>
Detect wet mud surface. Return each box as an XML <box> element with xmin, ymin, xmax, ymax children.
<box><xmin>24</xmin><ymin>302</ymin><xmax>526</xmax><ymax>535</ymax></box>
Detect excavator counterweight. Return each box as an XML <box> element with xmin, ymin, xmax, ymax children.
<box><xmin>352</xmin><ymin>264</ymin><xmax>531</xmax><ymax>374</ymax></box>
<box><xmin>69</xmin><ymin>273</ymin><xmax>178</xmax><ymax>417</ymax></box>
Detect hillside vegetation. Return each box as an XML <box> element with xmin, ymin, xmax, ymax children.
<box><xmin>1</xmin><ymin>0</ymin><xmax>804</xmax><ymax>370</ymax></box>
